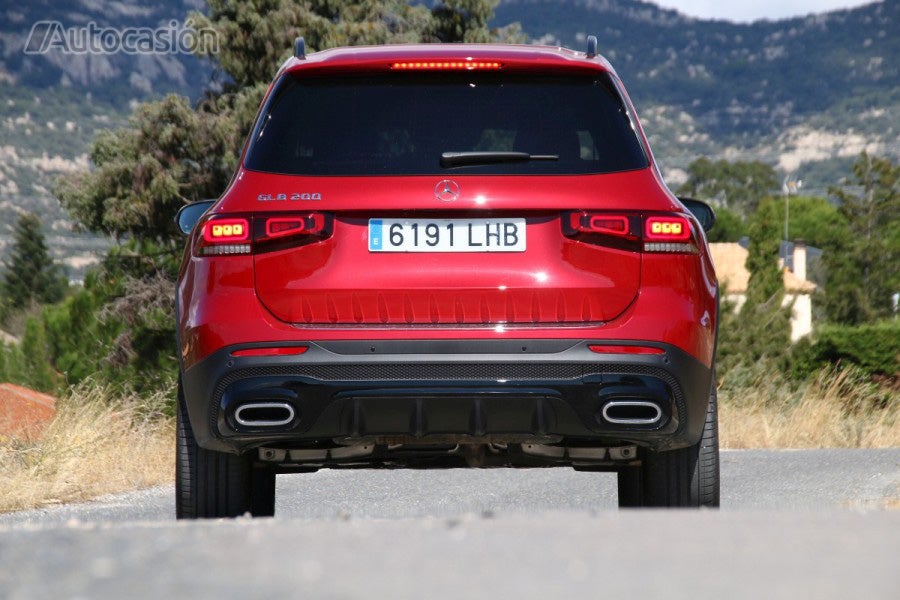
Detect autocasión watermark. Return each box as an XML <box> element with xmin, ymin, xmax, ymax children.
<box><xmin>23</xmin><ymin>20</ymin><xmax>219</xmax><ymax>56</ymax></box>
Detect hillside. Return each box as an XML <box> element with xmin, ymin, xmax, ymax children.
<box><xmin>0</xmin><ymin>0</ymin><xmax>897</xmax><ymax>271</ymax></box>
<box><xmin>0</xmin><ymin>0</ymin><xmax>213</xmax><ymax>273</ymax></box>
<box><xmin>495</xmin><ymin>0</ymin><xmax>899</xmax><ymax>185</ymax></box>
<box><xmin>0</xmin><ymin>0</ymin><xmax>211</xmax><ymax>98</ymax></box>
<box><xmin>497</xmin><ymin>1</ymin><xmax>896</xmax><ymax>128</ymax></box>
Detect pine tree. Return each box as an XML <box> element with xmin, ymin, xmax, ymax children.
<box><xmin>823</xmin><ymin>152</ymin><xmax>900</xmax><ymax>324</ymax></box>
<box><xmin>0</xmin><ymin>213</ymin><xmax>67</xmax><ymax>317</ymax></box>
<box><xmin>744</xmin><ymin>198</ymin><xmax>784</xmax><ymax>307</ymax></box>
<box><xmin>717</xmin><ymin>198</ymin><xmax>792</xmax><ymax>373</ymax></box>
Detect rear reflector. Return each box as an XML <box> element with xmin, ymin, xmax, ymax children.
<box><xmin>392</xmin><ymin>61</ymin><xmax>503</xmax><ymax>70</ymax></box>
<box><xmin>588</xmin><ymin>344</ymin><xmax>665</xmax><ymax>355</ymax></box>
<box><xmin>230</xmin><ymin>346</ymin><xmax>309</xmax><ymax>357</ymax></box>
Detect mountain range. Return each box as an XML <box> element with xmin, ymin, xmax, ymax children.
<box><xmin>496</xmin><ymin>0</ymin><xmax>898</xmax><ymax>183</ymax></box>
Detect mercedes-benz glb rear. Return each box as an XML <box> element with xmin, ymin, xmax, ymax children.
<box><xmin>175</xmin><ymin>42</ymin><xmax>720</xmax><ymax>518</ymax></box>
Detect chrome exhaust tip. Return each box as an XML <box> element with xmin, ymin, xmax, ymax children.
<box><xmin>234</xmin><ymin>402</ymin><xmax>296</xmax><ymax>427</ymax></box>
<box><xmin>601</xmin><ymin>400</ymin><xmax>663</xmax><ymax>426</ymax></box>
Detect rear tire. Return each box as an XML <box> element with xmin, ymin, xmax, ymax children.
<box><xmin>617</xmin><ymin>377</ymin><xmax>720</xmax><ymax>508</ymax></box>
<box><xmin>176</xmin><ymin>379</ymin><xmax>276</xmax><ymax>519</ymax></box>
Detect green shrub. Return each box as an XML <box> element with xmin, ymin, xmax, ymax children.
<box><xmin>0</xmin><ymin>318</ymin><xmax>59</xmax><ymax>393</ymax></box>
<box><xmin>42</xmin><ymin>281</ymin><xmax>116</xmax><ymax>387</ymax></box>
<box><xmin>792</xmin><ymin>321</ymin><xmax>900</xmax><ymax>377</ymax></box>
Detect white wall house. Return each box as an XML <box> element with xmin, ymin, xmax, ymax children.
<box><xmin>709</xmin><ymin>241</ymin><xmax>816</xmax><ymax>341</ymax></box>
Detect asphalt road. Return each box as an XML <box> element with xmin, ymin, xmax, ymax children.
<box><xmin>0</xmin><ymin>449</ymin><xmax>898</xmax><ymax>599</ymax></box>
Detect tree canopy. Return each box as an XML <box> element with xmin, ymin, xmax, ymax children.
<box><xmin>705</xmin><ymin>205</ymin><xmax>746</xmax><ymax>243</ymax></box>
<box><xmin>190</xmin><ymin>0</ymin><xmax>434</xmax><ymax>89</ymax></box>
<box><xmin>56</xmin><ymin>0</ymin><xmax>522</xmax><ymax>245</ymax></box>
<box><xmin>36</xmin><ymin>2</ymin><xmax>897</xmax><ymax>396</ymax></box>
<box><xmin>768</xmin><ymin>195</ymin><xmax>849</xmax><ymax>249</ymax></box>
<box><xmin>44</xmin><ymin>0</ymin><xmax>524</xmax><ymax>394</ymax></box>
<box><xmin>56</xmin><ymin>95</ymin><xmax>239</xmax><ymax>242</ymax></box>
<box><xmin>677</xmin><ymin>157</ymin><xmax>779</xmax><ymax>215</ymax></box>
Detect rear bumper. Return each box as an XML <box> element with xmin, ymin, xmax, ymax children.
<box><xmin>182</xmin><ymin>339</ymin><xmax>713</xmax><ymax>457</ymax></box>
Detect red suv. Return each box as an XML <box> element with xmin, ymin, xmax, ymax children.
<box><xmin>175</xmin><ymin>38</ymin><xmax>720</xmax><ymax>518</ymax></box>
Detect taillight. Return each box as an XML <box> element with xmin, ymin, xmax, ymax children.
<box><xmin>195</xmin><ymin>213</ymin><xmax>330</xmax><ymax>257</ymax></box>
<box><xmin>564</xmin><ymin>212</ymin><xmax>641</xmax><ymax>251</ymax></box>
<box><xmin>564</xmin><ymin>212</ymin><xmax>697</xmax><ymax>253</ymax></box>
<box><xmin>568</xmin><ymin>213</ymin><xmax>636</xmax><ymax>238</ymax></box>
<box><xmin>644</xmin><ymin>216</ymin><xmax>690</xmax><ymax>241</ymax></box>
<box><xmin>642</xmin><ymin>215</ymin><xmax>696</xmax><ymax>253</ymax></box>
<box><xmin>198</xmin><ymin>217</ymin><xmax>251</xmax><ymax>256</ymax></box>
<box><xmin>263</xmin><ymin>214</ymin><xmax>326</xmax><ymax>239</ymax></box>
<box><xmin>202</xmin><ymin>218</ymin><xmax>249</xmax><ymax>243</ymax></box>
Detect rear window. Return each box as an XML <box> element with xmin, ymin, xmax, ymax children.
<box><xmin>244</xmin><ymin>71</ymin><xmax>649</xmax><ymax>176</ymax></box>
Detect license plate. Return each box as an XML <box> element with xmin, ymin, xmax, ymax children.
<box><xmin>368</xmin><ymin>218</ymin><xmax>526</xmax><ymax>252</ymax></box>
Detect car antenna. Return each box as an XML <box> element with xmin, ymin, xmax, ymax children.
<box><xmin>586</xmin><ymin>35</ymin><xmax>598</xmax><ymax>58</ymax></box>
<box><xmin>294</xmin><ymin>36</ymin><xmax>306</xmax><ymax>60</ymax></box>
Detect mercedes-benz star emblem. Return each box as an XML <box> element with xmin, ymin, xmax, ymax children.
<box><xmin>434</xmin><ymin>179</ymin><xmax>461</xmax><ymax>202</ymax></box>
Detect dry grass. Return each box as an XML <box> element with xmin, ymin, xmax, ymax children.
<box><xmin>0</xmin><ymin>382</ymin><xmax>173</xmax><ymax>513</ymax></box>
<box><xmin>0</xmin><ymin>365</ymin><xmax>896</xmax><ymax>513</ymax></box>
<box><xmin>719</xmin><ymin>366</ymin><xmax>899</xmax><ymax>449</ymax></box>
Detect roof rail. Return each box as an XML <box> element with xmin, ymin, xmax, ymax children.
<box><xmin>586</xmin><ymin>35</ymin><xmax>598</xmax><ymax>58</ymax></box>
<box><xmin>294</xmin><ymin>37</ymin><xmax>306</xmax><ymax>60</ymax></box>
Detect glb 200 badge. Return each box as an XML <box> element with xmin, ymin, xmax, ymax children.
<box><xmin>257</xmin><ymin>192</ymin><xmax>322</xmax><ymax>201</ymax></box>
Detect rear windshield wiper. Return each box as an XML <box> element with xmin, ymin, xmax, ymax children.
<box><xmin>440</xmin><ymin>151</ymin><xmax>559</xmax><ymax>168</ymax></box>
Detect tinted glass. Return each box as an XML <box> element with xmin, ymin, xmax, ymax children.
<box><xmin>245</xmin><ymin>72</ymin><xmax>648</xmax><ymax>176</ymax></box>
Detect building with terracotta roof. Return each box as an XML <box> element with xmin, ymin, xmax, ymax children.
<box><xmin>709</xmin><ymin>241</ymin><xmax>817</xmax><ymax>341</ymax></box>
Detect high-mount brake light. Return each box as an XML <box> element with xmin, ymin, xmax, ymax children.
<box><xmin>391</xmin><ymin>61</ymin><xmax>503</xmax><ymax>70</ymax></box>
